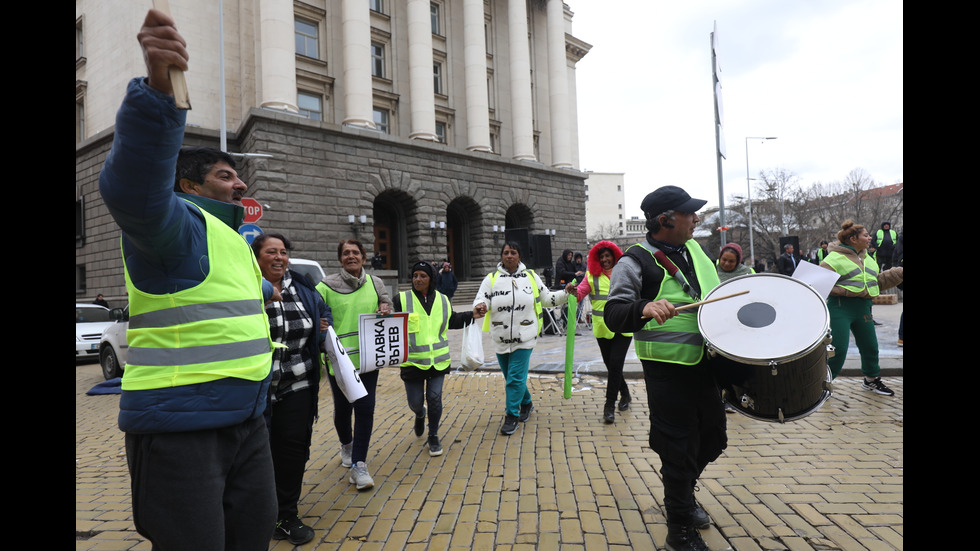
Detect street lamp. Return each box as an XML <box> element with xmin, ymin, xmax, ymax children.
<box><xmin>744</xmin><ymin>136</ymin><xmax>777</xmax><ymax>266</ymax></box>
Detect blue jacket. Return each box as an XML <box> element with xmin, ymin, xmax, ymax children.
<box><xmin>99</xmin><ymin>78</ymin><xmax>273</xmax><ymax>434</ymax></box>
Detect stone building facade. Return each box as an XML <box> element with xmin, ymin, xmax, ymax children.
<box><xmin>76</xmin><ymin>0</ymin><xmax>592</xmax><ymax>303</ymax></box>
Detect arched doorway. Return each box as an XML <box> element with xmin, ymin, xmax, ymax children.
<box><xmin>373</xmin><ymin>190</ymin><xmax>418</xmax><ymax>282</ymax></box>
<box><xmin>446</xmin><ymin>197</ymin><xmax>482</xmax><ymax>281</ymax></box>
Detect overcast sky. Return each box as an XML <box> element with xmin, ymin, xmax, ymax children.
<box><xmin>570</xmin><ymin>0</ymin><xmax>903</xmax><ymax>220</ymax></box>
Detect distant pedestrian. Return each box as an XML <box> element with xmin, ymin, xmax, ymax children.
<box><xmin>93</xmin><ymin>294</ymin><xmax>109</xmax><ymax>308</ymax></box>
<box><xmin>777</xmin><ymin>244</ymin><xmax>797</xmax><ymax>276</ymax></box>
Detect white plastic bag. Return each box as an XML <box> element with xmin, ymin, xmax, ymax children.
<box><xmin>324</xmin><ymin>326</ymin><xmax>368</xmax><ymax>402</ymax></box>
<box><xmin>460</xmin><ymin>321</ymin><xmax>484</xmax><ymax>371</ymax></box>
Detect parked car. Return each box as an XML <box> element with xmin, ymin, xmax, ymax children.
<box><xmin>289</xmin><ymin>258</ymin><xmax>326</xmax><ymax>285</ymax></box>
<box><xmin>76</xmin><ymin>303</ymin><xmax>115</xmax><ymax>363</ymax></box>
<box><xmin>99</xmin><ymin>306</ymin><xmax>129</xmax><ymax>380</ymax></box>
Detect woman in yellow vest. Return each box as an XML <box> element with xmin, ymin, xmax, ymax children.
<box><xmin>317</xmin><ymin>239</ymin><xmax>393</xmax><ymax>490</ymax></box>
<box><xmin>473</xmin><ymin>241</ymin><xmax>575</xmax><ymax>436</ymax></box>
<box><xmin>572</xmin><ymin>241</ymin><xmax>633</xmax><ymax>424</ymax></box>
<box><xmin>394</xmin><ymin>261</ymin><xmax>479</xmax><ymax>457</ymax></box>
<box><xmin>819</xmin><ymin>221</ymin><xmax>903</xmax><ymax>395</ymax></box>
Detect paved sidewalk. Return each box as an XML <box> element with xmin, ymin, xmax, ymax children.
<box><xmin>76</xmin><ymin>359</ymin><xmax>902</xmax><ymax>549</ymax></box>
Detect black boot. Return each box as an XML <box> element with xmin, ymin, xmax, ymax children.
<box><xmin>603</xmin><ymin>404</ymin><xmax>615</xmax><ymax>424</ymax></box>
<box><xmin>665</xmin><ymin>522</ymin><xmax>709</xmax><ymax>551</ymax></box>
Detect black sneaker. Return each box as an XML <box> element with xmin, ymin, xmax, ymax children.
<box><xmin>274</xmin><ymin>516</ymin><xmax>315</xmax><ymax>545</ymax></box>
<box><xmin>519</xmin><ymin>402</ymin><xmax>534</xmax><ymax>422</ymax></box>
<box><xmin>862</xmin><ymin>377</ymin><xmax>895</xmax><ymax>396</ymax></box>
<box><xmin>427</xmin><ymin>434</ymin><xmax>443</xmax><ymax>456</ymax></box>
<box><xmin>414</xmin><ymin>406</ymin><xmax>426</xmax><ymax>437</ymax></box>
<box><xmin>603</xmin><ymin>405</ymin><xmax>615</xmax><ymax>424</ymax></box>
<box><xmin>665</xmin><ymin>523</ymin><xmax>709</xmax><ymax>551</ymax></box>
<box><xmin>500</xmin><ymin>414</ymin><xmax>520</xmax><ymax>435</ymax></box>
<box><xmin>618</xmin><ymin>397</ymin><xmax>631</xmax><ymax>411</ymax></box>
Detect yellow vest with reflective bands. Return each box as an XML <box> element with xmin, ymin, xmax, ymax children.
<box><xmin>631</xmin><ymin>241</ymin><xmax>719</xmax><ymax>365</ymax></box>
<box><xmin>121</xmin><ymin>201</ymin><xmax>273</xmax><ymax>391</ymax></box>
<box><xmin>823</xmin><ymin>250</ymin><xmax>880</xmax><ymax>297</ymax></box>
<box><xmin>400</xmin><ymin>290</ymin><xmax>451</xmax><ymax>371</ymax></box>
<box><xmin>589</xmin><ymin>273</ymin><xmax>632</xmax><ymax>340</ymax></box>
<box><xmin>318</xmin><ymin>278</ymin><xmax>380</xmax><ymax>374</ymax></box>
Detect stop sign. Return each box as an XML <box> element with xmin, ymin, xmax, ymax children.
<box><xmin>241</xmin><ymin>197</ymin><xmax>263</xmax><ymax>223</ymax></box>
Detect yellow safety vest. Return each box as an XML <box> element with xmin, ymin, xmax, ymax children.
<box><xmin>317</xmin><ymin>278</ymin><xmax>379</xmax><ymax>374</ymax></box>
<box><xmin>400</xmin><ymin>290</ymin><xmax>451</xmax><ymax>371</ymax></box>
<box><xmin>589</xmin><ymin>273</ymin><xmax>632</xmax><ymax>340</ymax></box>
<box><xmin>823</xmin><ymin>250</ymin><xmax>880</xmax><ymax>297</ymax></box>
<box><xmin>121</xmin><ymin>201</ymin><xmax>273</xmax><ymax>391</ymax></box>
<box><xmin>631</xmin><ymin>241</ymin><xmax>719</xmax><ymax>365</ymax></box>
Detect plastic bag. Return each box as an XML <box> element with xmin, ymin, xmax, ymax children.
<box><xmin>460</xmin><ymin>320</ymin><xmax>484</xmax><ymax>371</ymax></box>
<box><xmin>324</xmin><ymin>326</ymin><xmax>368</xmax><ymax>402</ymax></box>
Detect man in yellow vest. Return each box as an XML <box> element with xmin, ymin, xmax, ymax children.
<box><xmin>604</xmin><ymin>186</ymin><xmax>724</xmax><ymax>551</ymax></box>
<box><xmin>98</xmin><ymin>10</ymin><xmax>277</xmax><ymax>550</ymax></box>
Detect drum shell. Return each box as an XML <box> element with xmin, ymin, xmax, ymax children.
<box><xmin>698</xmin><ymin>273</ymin><xmax>834</xmax><ymax>422</ymax></box>
<box><xmin>715</xmin><ymin>346</ymin><xmax>832</xmax><ymax>422</ymax></box>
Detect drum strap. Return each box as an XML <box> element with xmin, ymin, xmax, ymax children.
<box><xmin>636</xmin><ymin>241</ymin><xmax>701</xmax><ymax>302</ymax></box>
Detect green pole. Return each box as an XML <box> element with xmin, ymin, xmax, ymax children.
<box><xmin>564</xmin><ymin>296</ymin><xmax>577</xmax><ymax>399</ymax></box>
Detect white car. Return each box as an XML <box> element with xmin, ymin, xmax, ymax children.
<box><xmin>288</xmin><ymin>258</ymin><xmax>325</xmax><ymax>285</ymax></box>
<box><xmin>76</xmin><ymin>303</ymin><xmax>115</xmax><ymax>363</ymax></box>
<box><xmin>99</xmin><ymin>306</ymin><xmax>129</xmax><ymax>380</ymax></box>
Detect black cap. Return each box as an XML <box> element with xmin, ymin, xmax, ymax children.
<box><xmin>640</xmin><ymin>185</ymin><xmax>707</xmax><ymax>215</ymax></box>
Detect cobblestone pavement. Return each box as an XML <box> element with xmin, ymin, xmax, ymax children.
<box><xmin>76</xmin><ymin>356</ymin><xmax>902</xmax><ymax>551</ymax></box>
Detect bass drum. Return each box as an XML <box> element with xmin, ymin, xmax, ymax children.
<box><xmin>698</xmin><ymin>273</ymin><xmax>834</xmax><ymax>423</ymax></box>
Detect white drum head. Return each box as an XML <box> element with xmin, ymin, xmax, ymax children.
<box><xmin>698</xmin><ymin>273</ymin><xmax>829</xmax><ymax>364</ymax></box>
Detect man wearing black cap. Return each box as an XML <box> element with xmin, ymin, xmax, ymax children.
<box><xmin>604</xmin><ymin>185</ymin><xmax>724</xmax><ymax>551</ymax></box>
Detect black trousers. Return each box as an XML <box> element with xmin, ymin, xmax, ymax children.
<box><xmin>641</xmin><ymin>357</ymin><xmax>727</xmax><ymax>525</ymax></box>
<box><xmin>269</xmin><ymin>388</ymin><xmax>315</xmax><ymax>520</ymax></box>
<box><xmin>597</xmin><ymin>333</ymin><xmax>632</xmax><ymax>407</ymax></box>
<box><xmin>327</xmin><ymin>369</ymin><xmax>380</xmax><ymax>464</ymax></box>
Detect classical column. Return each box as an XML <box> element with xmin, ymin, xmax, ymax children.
<box><xmin>463</xmin><ymin>0</ymin><xmax>491</xmax><ymax>152</ymax></box>
<box><xmin>341</xmin><ymin>0</ymin><xmax>375</xmax><ymax>128</ymax></box>
<box><xmin>546</xmin><ymin>0</ymin><xmax>571</xmax><ymax>169</ymax></box>
<box><xmin>407</xmin><ymin>0</ymin><xmax>437</xmax><ymax>141</ymax></box>
<box><xmin>507</xmin><ymin>0</ymin><xmax>535</xmax><ymax>161</ymax></box>
<box><xmin>258</xmin><ymin>0</ymin><xmax>298</xmax><ymax>112</ymax></box>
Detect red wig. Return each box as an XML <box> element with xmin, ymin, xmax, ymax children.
<box><xmin>587</xmin><ymin>240</ymin><xmax>624</xmax><ymax>276</ymax></box>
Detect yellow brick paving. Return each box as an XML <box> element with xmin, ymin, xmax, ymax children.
<box><xmin>76</xmin><ymin>361</ymin><xmax>901</xmax><ymax>551</ymax></box>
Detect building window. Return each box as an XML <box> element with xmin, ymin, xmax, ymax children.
<box><xmin>371</xmin><ymin>42</ymin><xmax>385</xmax><ymax>78</ymax></box>
<box><xmin>76</xmin><ymin>264</ymin><xmax>87</xmax><ymax>294</ymax></box>
<box><xmin>370</xmin><ymin>0</ymin><xmax>383</xmax><ymax>14</ymax></box>
<box><xmin>297</xmin><ymin>91</ymin><xmax>323</xmax><ymax>121</ymax></box>
<box><xmin>430</xmin><ymin>3</ymin><xmax>441</xmax><ymax>36</ymax></box>
<box><xmin>433</xmin><ymin>62</ymin><xmax>443</xmax><ymax>95</ymax></box>
<box><xmin>295</xmin><ymin>18</ymin><xmax>319</xmax><ymax>59</ymax></box>
<box><xmin>76</xmin><ymin>17</ymin><xmax>85</xmax><ymax>61</ymax></box>
<box><xmin>435</xmin><ymin>121</ymin><xmax>447</xmax><ymax>143</ymax></box>
<box><xmin>373</xmin><ymin>108</ymin><xmax>390</xmax><ymax>133</ymax></box>
<box><xmin>76</xmin><ymin>198</ymin><xmax>85</xmax><ymax>248</ymax></box>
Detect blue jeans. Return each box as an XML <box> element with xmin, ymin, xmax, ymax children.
<box><xmin>497</xmin><ymin>348</ymin><xmax>533</xmax><ymax>417</ymax></box>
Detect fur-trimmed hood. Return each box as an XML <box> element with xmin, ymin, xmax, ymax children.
<box><xmin>587</xmin><ymin>240</ymin><xmax>624</xmax><ymax>276</ymax></box>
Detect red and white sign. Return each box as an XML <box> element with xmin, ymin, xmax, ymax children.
<box><xmin>241</xmin><ymin>197</ymin><xmax>263</xmax><ymax>223</ymax></box>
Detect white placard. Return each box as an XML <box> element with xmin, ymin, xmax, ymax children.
<box><xmin>791</xmin><ymin>260</ymin><xmax>839</xmax><ymax>301</ymax></box>
<box><xmin>357</xmin><ymin>313</ymin><xmax>409</xmax><ymax>373</ymax></box>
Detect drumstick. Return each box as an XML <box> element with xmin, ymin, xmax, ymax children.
<box><xmin>676</xmin><ymin>290</ymin><xmax>750</xmax><ymax>312</ymax></box>
<box><xmin>153</xmin><ymin>0</ymin><xmax>192</xmax><ymax>110</ymax></box>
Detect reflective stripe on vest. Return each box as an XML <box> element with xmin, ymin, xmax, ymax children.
<box><xmin>481</xmin><ymin>269</ymin><xmax>543</xmax><ymax>335</ymax></box>
<box><xmin>317</xmin><ymin>278</ymin><xmax>380</xmax><ymax>373</ymax></box>
<box><xmin>400</xmin><ymin>291</ymin><xmax>451</xmax><ymax>370</ymax></box>
<box><xmin>589</xmin><ymin>273</ymin><xmax>631</xmax><ymax>339</ymax></box>
<box><xmin>630</xmin><ymin>241</ymin><xmax>719</xmax><ymax>365</ymax></box>
<box><xmin>823</xmin><ymin>251</ymin><xmax>880</xmax><ymax>297</ymax></box>
<box><xmin>121</xmin><ymin>201</ymin><xmax>273</xmax><ymax>391</ymax></box>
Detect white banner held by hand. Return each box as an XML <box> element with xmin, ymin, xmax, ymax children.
<box><xmin>357</xmin><ymin>313</ymin><xmax>409</xmax><ymax>373</ymax></box>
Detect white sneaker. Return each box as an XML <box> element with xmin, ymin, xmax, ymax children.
<box><xmin>339</xmin><ymin>442</ymin><xmax>353</xmax><ymax>468</ymax></box>
<box><xmin>349</xmin><ymin>461</ymin><xmax>374</xmax><ymax>490</ymax></box>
